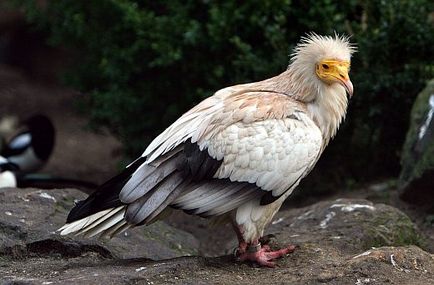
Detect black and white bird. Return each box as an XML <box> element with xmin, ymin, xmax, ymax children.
<box><xmin>0</xmin><ymin>155</ymin><xmax>18</xmax><ymax>188</ymax></box>
<box><xmin>59</xmin><ymin>34</ymin><xmax>355</xmax><ymax>267</ymax></box>
<box><xmin>1</xmin><ymin>114</ymin><xmax>55</xmax><ymax>174</ymax></box>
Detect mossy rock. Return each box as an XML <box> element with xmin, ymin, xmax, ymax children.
<box><xmin>271</xmin><ymin>199</ymin><xmax>426</xmax><ymax>255</ymax></box>
<box><xmin>400</xmin><ymin>79</ymin><xmax>434</xmax><ymax>183</ymax></box>
<box><xmin>362</xmin><ymin>206</ymin><xmax>423</xmax><ymax>249</ymax></box>
<box><xmin>399</xmin><ymin>79</ymin><xmax>434</xmax><ymax>204</ymax></box>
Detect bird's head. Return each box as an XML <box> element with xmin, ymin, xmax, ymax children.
<box><xmin>289</xmin><ymin>33</ymin><xmax>356</xmax><ymax>100</ymax></box>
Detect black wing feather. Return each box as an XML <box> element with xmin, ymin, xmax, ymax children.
<box><xmin>66</xmin><ymin>157</ymin><xmax>146</xmax><ymax>223</ymax></box>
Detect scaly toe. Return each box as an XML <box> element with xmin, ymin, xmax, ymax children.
<box><xmin>262</xmin><ymin>244</ymin><xmax>271</xmax><ymax>251</ymax></box>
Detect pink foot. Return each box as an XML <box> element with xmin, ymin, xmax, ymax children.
<box><xmin>236</xmin><ymin>244</ymin><xmax>296</xmax><ymax>267</ymax></box>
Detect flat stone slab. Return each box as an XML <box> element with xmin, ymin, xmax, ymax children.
<box><xmin>0</xmin><ymin>187</ymin><xmax>199</xmax><ymax>261</ymax></box>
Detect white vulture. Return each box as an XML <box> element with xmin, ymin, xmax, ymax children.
<box><xmin>59</xmin><ymin>33</ymin><xmax>355</xmax><ymax>267</ymax></box>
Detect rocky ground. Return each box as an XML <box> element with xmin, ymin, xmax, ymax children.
<box><xmin>0</xmin><ymin>187</ymin><xmax>433</xmax><ymax>284</ymax></box>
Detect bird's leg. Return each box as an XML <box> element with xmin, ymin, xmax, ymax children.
<box><xmin>232</xmin><ymin>223</ymin><xmax>248</xmax><ymax>255</ymax></box>
<box><xmin>236</xmin><ymin>239</ymin><xmax>296</xmax><ymax>268</ymax></box>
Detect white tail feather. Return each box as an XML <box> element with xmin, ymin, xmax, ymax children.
<box><xmin>79</xmin><ymin>207</ymin><xmax>125</xmax><ymax>236</ymax></box>
<box><xmin>58</xmin><ymin>208</ymin><xmax>113</xmax><ymax>235</ymax></box>
<box><xmin>83</xmin><ymin>209</ymin><xmax>126</xmax><ymax>238</ymax></box>
<box><xmin>58</xmin><ymin>206</ymin><xmax>127</xmax><ymax>237</ymax></box>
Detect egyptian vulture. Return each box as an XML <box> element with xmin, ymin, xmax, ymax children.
<box><xmin>60</xmin><ymin>33</ymin><xmax>355</xmax><ymax>267</ymax></box>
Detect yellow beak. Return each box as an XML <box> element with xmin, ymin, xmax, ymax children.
<box><xmin>316</xmin><ymin>59</ymin><xmax>354</xmax><ymax>97</ymax></box>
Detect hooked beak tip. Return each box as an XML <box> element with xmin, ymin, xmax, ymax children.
<box><xmin>343</xmin><ymin>79</ymin><xmax>353</xmax><ymax>98</ymax></box>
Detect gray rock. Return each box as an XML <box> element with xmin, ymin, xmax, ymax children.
<box><xmin>0</xmin><ymin>187</ymin><xmax>199</xmax><ymax>261</ymax></box>
<box><xmin>268</xmin><ymin>198</ymin><xmax>424</xmax><ymax>253</ymax></box>
<box><xmin>399</xmin><ymin>79</ymin><xmax>434</xmax><ymax>204</ymax></box>
<box><xmin>1</xmin><ymin>193</ymin><xmax>433</xmax><ymax>284</ymax></box>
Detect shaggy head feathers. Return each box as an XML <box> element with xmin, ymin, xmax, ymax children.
<box><xmin>282</xmin><ymin>33</ymin><xmax>355</xmax><ymax>102</ymax></box>
<box><xmin>291</xmin><ymin>33</ymin><xmax>356</xmax><ymax>64</ymax></box>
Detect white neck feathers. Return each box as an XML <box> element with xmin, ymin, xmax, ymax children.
<box><xmin>306</xmin><ymin>84</ymin><xmax>348</xmax><ymax>144</ymax></box>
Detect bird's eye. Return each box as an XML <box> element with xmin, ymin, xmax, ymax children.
<box><xmin>322</xmin><ymin>64</ymin><xmax>329</xmax><ymax>69</ymax></box>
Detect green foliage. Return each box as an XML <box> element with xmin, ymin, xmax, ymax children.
<box><xmin>11</xmin><ymin>0</ymin><xmax>434</xmax><ymax>187</ymax></box>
